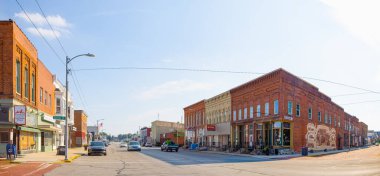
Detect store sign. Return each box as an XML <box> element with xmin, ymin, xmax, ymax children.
<box><xmin>14</xmin><ymin>105</ymin><xmax>26</xmax><ymax>125</ymax></box>
<box><xmin>284</xmin><ymin>115</ymin><xmax>293</xmax><ymax>121</ymax></box>
<box><xmin>42</xmin><ymin>114</ymin><xmax>55</xmax><ymax>123</ymax></box>
<box><xmin>207</xmin><ymin>124</ymin><xmax>216</xmax><ymax>131</ymax></box>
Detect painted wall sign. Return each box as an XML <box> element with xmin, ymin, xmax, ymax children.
<box><xmin>305</xmin><ymin>123</ymin><xmax>336</xmax><ymax>150</ymax></box>
<box><xmin>14</xmin><ymin>105</ymin><xmax>26</xmax><ymax>125</ymax></box>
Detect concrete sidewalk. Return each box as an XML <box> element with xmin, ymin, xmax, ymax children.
<box><xmin>196</xmin><ymin>150</ymin><xmax>301</xmax><ymax>160</ymax></box>
<box><xmin>194</xmin><ymin>146</ymin><xmax>369</xmax><ymax>160</ymax></box>
<box><xmin>1</xmin><ymin>147</ymin><xmax>86</xmax><ymax>163</ymax></box>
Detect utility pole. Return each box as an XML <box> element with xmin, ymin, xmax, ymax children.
<box><xmin>64</xmin><ymin>53</ymin><xmax>95</xmax><ymax>161</ymax></box>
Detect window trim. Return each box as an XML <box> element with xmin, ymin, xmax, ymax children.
<box><xmin>274</xmin><ymin>100</ymin><xmax>279</xmax><ymax>115</ymax></box>
<box><xmin>287</xmin><ymin>101</ymin><xmax>293</xmax><ymax>115</ymax></box>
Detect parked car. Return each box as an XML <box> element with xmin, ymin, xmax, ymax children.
<box><xmin>127</xmin><ymin>141</ymin><xmax>141</xmax><ymax>151</ymax></box>
<box><xmin>145</xmin><ymin>142</ymin><xmax>153</xmax><ymax>147</ymax></box>
<box><xmin>88</xmin><ymin>141</ymin><xmax>107</xmax><ymax>156</ymax></box>
<box><xmin>161</xmin><ymin>141</ymin><xmax>179</xmax><ymax>152</ymax></box>
<box><xmin>120</xmin><ymin>142</ymin><xmax>128</xmax><ymax>148</ymax></box>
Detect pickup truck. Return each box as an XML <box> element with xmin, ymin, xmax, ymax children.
<box><xmin>161</xmin><ymin>141</ymin><xmax>179</xmax><ymax>152</ymax></box>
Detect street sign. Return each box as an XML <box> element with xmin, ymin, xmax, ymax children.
<box><xmin>53</xmin><ymin>116</ymin><xmax>65</xmax><ymax>120</ymax></box>
<box><xmin>207</xmin><ymin>124</ymin><xmax>216</xmax><ymax>131</ymax></box>
<box><xmin>14</xmin><ymin>105</ymin><xmax>26</xmax><ymax>125</ymax></box>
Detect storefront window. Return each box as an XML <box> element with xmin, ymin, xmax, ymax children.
<box><xmin>0</xmin><ymin>107</ymin><xmax>10</xmax><ymax>122</ymax></box>
<box><xmin>0</xmin><ymin>131</ymin><xmax>9</xmax><ymax>143</ymax></box>
<box><xmin>256</xmin><ymin>124</ymin><xmax>263</xmax><ymax>147</ymax></box>
<box><xmin>273</xmin><ymin>122</ymin><xmax>282</xmax><ymax>146</ymax></box>
<box><xmin>283</xmin><ymin>122</ymin><xmax>291</xmax><ymax>146</ymax></box>
<box><xmin>20</xmin><ymin>131</ymin><xmax>36</xmax><ymax>150</ymax></box>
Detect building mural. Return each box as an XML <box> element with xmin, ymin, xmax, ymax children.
<box><xmin>305</xmin><ymin>123</ymin><xmax>336</xmax><ymax>150</ymax></box>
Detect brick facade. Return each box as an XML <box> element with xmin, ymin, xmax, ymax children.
<box><xmin>184</xmin><ymin>100</ymin><xmax>206</xmax><ymax>146</ymax></box>
<box><xmin>71</xmin><ymin>110</ymin><xmax>88</xmax><ymax>147</ymax></box>
<box><xmin>184</xmin><ymin>68</ymin><xmax>368</xmax><ymax>153</ymax></box>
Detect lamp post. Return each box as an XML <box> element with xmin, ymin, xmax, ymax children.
<box><xmin>65</xmin><ymin>53</ymin><xmax>95</xmax><ymax>161</ymax></box>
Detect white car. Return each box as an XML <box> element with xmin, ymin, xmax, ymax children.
<box><xmin>145</xmin><ymin>142</ymin><xmax>152</xmax><ymax>147</ymax></box>
<box><xmin>120</xmin><ymin>142</ymin><xmax>128</xmax><ymax>148</ymax></box>
<box><xmin>127</xmin><ymin>141</ymin><xmax>141</xmax><ymax>151</ymax></box>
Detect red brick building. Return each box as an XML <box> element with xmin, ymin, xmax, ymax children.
<box><xmin>184</xmin><ymin>68</ymin><xmax>368</xmax><ymax>153</ymax></box>
<box><xmin>184</xmin><ymin>100</ymin><xmax>206</xmax><ymax>146</ymax></box>
<box><xmin>71</xmin><ymin>110</ymin><xmax>88</xmax><ymax>147</ymax></box>
<box><xmin>229</xmin><ymin>68</ymin><xmax>359</xmax><ymax>152</ymax></box>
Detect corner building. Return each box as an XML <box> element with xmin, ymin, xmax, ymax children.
<box><xmin>230</xmin><ymin>68</ymin><xmax>367</xmax><ymax>153</ymax></box>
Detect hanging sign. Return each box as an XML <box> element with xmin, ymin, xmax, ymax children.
<box><xmin>14</xmin><ymin>105</ymin><xmax>26</xmax><ymax>125</ymax></box>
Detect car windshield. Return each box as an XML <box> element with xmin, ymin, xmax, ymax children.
<box><xmin>129</xmin><ymin>142</ymin><xmax>139</xmax><ymax>145</ymax></box>
<box><xmin>90</xmin><ymin>142</ymin><xmax>104</xmax><ymax>146</ymax></box>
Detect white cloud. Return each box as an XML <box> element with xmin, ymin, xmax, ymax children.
<box><xmin>140</xmin><ymin>80</ymin><xmax>214</xmax><ymax>100</ymax></box>
<box><xmin>320</xmin><ymin>0</ymin><xmax>380</xmax><ymax>51</ymax></box>
<box><xmin>15</xmin><ymin>12</ymin><xmax>70</xmax><ymax>39</ymax></box>
<box><xmin>26</xmin><ymin>27</ymin><xmax>61</xmax><ymax>39</ymax></box>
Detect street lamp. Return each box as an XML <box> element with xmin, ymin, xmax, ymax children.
<box><xmin>65</xmin><ymin>53</ymin><xmax>95</xmax><ymax>161</ymax></box>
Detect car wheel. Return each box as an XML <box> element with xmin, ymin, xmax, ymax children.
<box><xmin>161</xmin><ymin>148</ymin><xmax>163</xmax><ymax>151</ymax></box>
<box><xmin>104</xmin><ymin>153</ymin><xmax>107</xmax><ymax>156</ymax></box>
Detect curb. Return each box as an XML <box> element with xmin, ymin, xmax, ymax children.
<box><xmin>198</xmin><ymin>150</ymin><xmax>299</xmax><ymax>160</ymax></box>
<box><xmin>54</xmin><ymin>154</ymin><xmax>81</xmax><ymax>164</ymax></box>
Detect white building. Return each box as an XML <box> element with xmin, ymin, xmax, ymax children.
<box><xmin>53</xmin><ymin>76</ymin><xmax>74</xmax><ymax>147</ymax></box>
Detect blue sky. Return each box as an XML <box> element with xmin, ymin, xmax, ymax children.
<box><xmin>1</xmin><ymin>0</ymin><xmax>380</xmax><ymax>134</ymax></box>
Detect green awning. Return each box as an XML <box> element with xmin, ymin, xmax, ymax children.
<box><xmin>17</xmin><ymin>126</ymin><xmax>41</xmax><ymax>133</ymax></box>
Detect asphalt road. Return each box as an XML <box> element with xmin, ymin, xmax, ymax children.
<box><xmin>141</xmin><ymin>147</ymin><xmax>269</xmax><ymax>165</ymax></box>
<box><xmin>46</xmin><ymin>143</ymin><xmax>380</xmax><ymax>176</ymax></box>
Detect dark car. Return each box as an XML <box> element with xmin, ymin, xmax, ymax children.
<box><xmin>161</xmin><ymin>141</ymin><xmax>179</xmax><ymax>152</ymax></box>
<box><xmin>88</xmin><ymin>141</ymin><xmax>107</xmax><ymax>156</ymax></box>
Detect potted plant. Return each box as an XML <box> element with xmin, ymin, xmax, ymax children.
<box><xmin>84</xmin><ymin>144</ymin><xmax>88</xmax><ymax>150</ymax></box>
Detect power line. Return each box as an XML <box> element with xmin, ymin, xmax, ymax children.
<box><xmin>17</xmin><ymin>0</ymin><xmax>90</xmax><ymax>113</ymax></box>
<box><xmin>341</xmin><ymin>99</ymin><xmax>380</xmax><ymax>105</ymax></box>
<box><xmin>302</xmin><ymin>77</ymin><xmax>380</xmax><ymax>94</ymax></box>
<box><xmin>72</xmin><ymin>66</ymin><xmax>380</xmax><ymax>95</ymax></box>
<box><xmin>34</xmin><ymin>0</ymin><xmax>68</xmax><ymax>56</ymax></box>
<box><xmin>332</xmin><ymin>92</ymin><xmax>375</xmax><ymax>97</ymax></box>
<box><xmin>71</xmin><ymin>70</ymin><xmax>89</xmax><ymax>107</ymax></box>
<box><xmin>70</xmin><ymin>74</ymin><xmax>88</xmax><ymax>112</ymax></box>
<box><xmin>15</xmin><ymin>0</ymin><xmax>65</xmax><ymax>66</ymax></box>
<box><xmin>73</xmin><ymin>66</ymin><xmax>266</xmax><ymax>75</ymax></box>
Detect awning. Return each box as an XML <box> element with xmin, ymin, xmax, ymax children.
<box><xmin>38</xmin><ymin>125</ymin><xmax>60</xmax><ymax>131</ymax></box>
<box><xmin>17</xmin><ymin>126</ymin><xmax>40</xmax><ymax>133</ymax></box>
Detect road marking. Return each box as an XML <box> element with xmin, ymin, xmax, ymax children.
<box><xmin>0</xmin><ymin>165</ymin><xmax>17</xmax><ymax>169</ymax></box>
<box><xmin>23</xmin><ymin>163</ymin><xmax>52</xmax><ymax>176</ymax></box>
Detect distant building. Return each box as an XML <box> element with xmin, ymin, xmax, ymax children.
<box><xmin>140</xmin><ymin>127</ymin><xmax>151</xmax><ymax>145</ymax></box>
<box><xmin>87</xmin><ymin>126</ymin><xmax>98</xmax><ymax>141</ymax></box>
<box><xmin>151</xmin><ymin>120</ymin><xmax>184</xmax><ymax>145</ymax></box>
<box><xmin>71</xmin><ymin>110</ymin><xmax>88</xmax><ymax>147</ymax></box>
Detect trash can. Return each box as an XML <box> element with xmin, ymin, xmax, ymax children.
<box><xmin>301</xmin><ymin>147</ymin><xmax>308</xmax><ymax>156</ymax></box>
<box><xmin>57</xmin><ymin>146</ymin><xmax>65</xmax><ymax>155</ymax></box>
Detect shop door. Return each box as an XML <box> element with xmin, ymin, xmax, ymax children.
<box><xmin>41</xmin><ymin>132</ymin><xmax>45</xmax><ymax>152</ymax></box>
<box><xmin>239</xmin><ymin>125</ymin><xmax>244</xmax><ymax>147</ymax></box>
